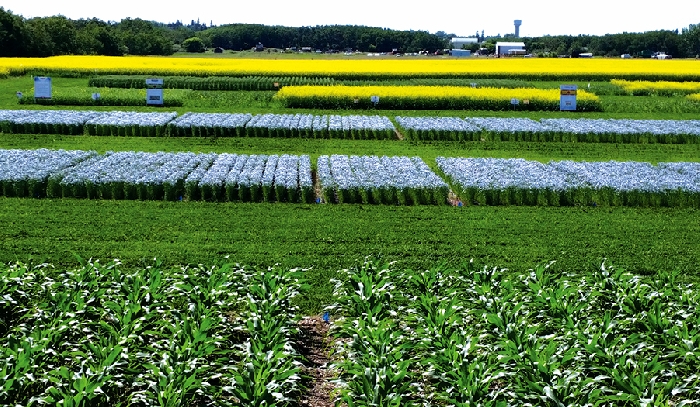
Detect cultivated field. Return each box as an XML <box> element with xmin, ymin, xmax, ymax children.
<box><xmin>1</xmin><ymin>54</ymin><xmax>699</xmax><ymax>405</ymax></box>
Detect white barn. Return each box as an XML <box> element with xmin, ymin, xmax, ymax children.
<box><xmin>495</xmin><ymin>42</ymin><xmax>526</xmax><ymax>56</ymax></box>
<box><xmin>451</xmin><ymin>37</ymin><xmax>479</xmax><ymax>49</ymax></box>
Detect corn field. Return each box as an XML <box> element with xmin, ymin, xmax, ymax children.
<box><xmin>326</xmin><ymin>260</ymin><xmax>700</xmax><ymax>406</ymax></box>
<box><xmin>0</xmin><ymin>260</ymin><xmax>306</xmax><ymax>406</ymax></box>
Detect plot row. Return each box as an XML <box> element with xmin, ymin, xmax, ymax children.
<box><xmin>3</xmin><ymin>109</ymin><xmax>700</xmax><ymax>143</ymax></box>
<box><xmin>0</xmin><ymin>149</ymin><xmax>314</xmax><ymax>203</ymax></box>
<box><xmin>0</xmin><ymin>110</ymin><xmax>395</xmax><ymax>139</ymax></box>
<box><xmin>1</xmin><ymin>149</ymin><xmax>699</xmax><ymax>207</ymax></box>
<box><xmin>317</xmin><ymin>154</ymin><xmax>449</xmax><ymax>205</ymax></box>
<box><xmin>397</xmin><ymin>116</ymin><xmax>700</xmax><ymax>143</ymax></box>
<box><xmin>438</xmin><ymin>157</ymin><xmax>700</xmax><ymax>207</ymax></box>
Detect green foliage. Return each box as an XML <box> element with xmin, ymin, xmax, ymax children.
<box><xmin>116</xmin><ymin>18</ymin><xmax>174</xmax><ymax>56</ymax></box>
<box><xmin>1</xmin><ymin>199</ymin><xmax>699</xmax><ymax>315</ymax></box>
<box><xmin>325</xmin><ymin>260</ymin><xmax>700</xmax><ymax>405</ymax></box>
<box><xmin>682</xmin><ymin>23</ymin><xmax>700</xmax><ymax>57</ymax></box>
<box><xmin>89</xmin><ymin>75</ymin><xmax>336</xmax><ymax>90</ymax></box>
<box><xmin>525</xmin><ymin>28</ymin><xmax>692</xmax><ymax>58</ymax></box>
<box><xmin>17</xmin><ymin>88</ymin><xmax>185</xmax><ymax>107</ymax></box>
<box><xmin>0</xmin><ymin>11</ymin><xmax>174</xmax><ymax>57</ymax></box>
<box><xmin>0</xmin><ymin>130</ymin><xmax>697</xmax><ymax>165</ymax></box>
<box><xmin>0</xmin><ymin>260</ymin><xmax>305</xmax><ymax>405</ymax></box>
<box><xmin>0</xmin><ymin>7</ymin><xmax>31</xmax><ymax>57</ymax></box>
<box><xmin>182</xmin><ymin>36</ymin><xmax>206</xmax><ymax>53</ymax></box>
<box><xmin>604</xmin><ymin>95</ymin><xmax>700</xmax><ymax>114</ymax></box>
<box><xmin>202</xmin><ymin>24</ymin><xmax>446</xmax><ymax>53</ymax></box>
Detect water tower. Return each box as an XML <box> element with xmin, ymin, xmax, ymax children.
<box><xmin>514</xmin><ymin>20</ymin><xmax>522</xmax><ymax>37</ymax></box>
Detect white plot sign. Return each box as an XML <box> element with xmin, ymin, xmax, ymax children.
<box><xmin>146</xmin><ymin>78</ymin><xmax>164</xmax><ymax>106</ymax></box>
<box><xmin>560</xmin><ymin>85</ymin><xmax>577</xmax><ymax>111</ymax></box>
<box><xmin>34</xmin><ymin>77</ymin><xmax>52</xmax><ymax>99</ymax></box>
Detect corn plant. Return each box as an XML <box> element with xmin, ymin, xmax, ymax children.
<box><xmin>0</xmin><ymin>260</ymin><xmax>309</xmax><ymax>405</ymax></box>
<box><xmin>333</xmin><ymin>318</ymin><xmax>414</xmax><ymax>407</ymax></box>
<box><xmin>222</xmin><ymin>267</ymin><xmax>306</xmax><ymax>407</ymax></box>
<box><xmin>422</xmin><ymin>337</ymin><xmax>505</xmax><ymax>407</ymax></box>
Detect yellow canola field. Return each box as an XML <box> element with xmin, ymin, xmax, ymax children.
<box><xmin>275</xmin><ymin>85</ymin><xmax>602</xmax><ymax>111</ymax></box>
<box><xmin>1</xmin><ymin>56</ymin><xmax>700</xmax><ymax>80</ymax></box>
<box><xmin>612</xmin><ymin>79</ymin><xmax>700</xmax><ymax>95</ymax></box>
<box><xmin>687</xmin><ymin>93</ymin><xmax>700</xmax><ymax>102</ymax></box>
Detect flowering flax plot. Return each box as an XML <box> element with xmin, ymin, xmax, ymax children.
<box><xmin>438</xmin><ymin>157</ymin><xmax>700</xmax><ymax>207</ymax></box>
<box><xmin>244</xmin><ymin>113</ymin><xmax>396</xmax><ymax>139</ymax></box>
<box><xmin>85</xmin><ymin>111</ymin><xmax>178</xmax><ymax>137</ymax></box>
<box><xmin>0</xmin><ymin>148</ymin><xmax>96</xmax><ymax>198</ymax></box>
<box><xmin>245</xmin><ymin>113</ymin><xmax>318</xmax><ymax>138</ymax></box>
<box><xmin>394</xmin><ymin>116</ymin><xmax>700</xmax><ymax>143</ymax></box>
<box><xmin>53</xmin><ymin>151</ymin><xmax>215</xmax><ymax>200</ymax></box>
<box><xmin>317</xmin><ymin>155</ymin><xmax>449</xmax><ymax>205</ymax></box>
<box><xmin>167</xmin><ymin>113</ymin><xmax>252</xmax><ymax>137</ymax></box>
<box><xmin>395</xmin><ymin>116</ymin><xmax>482</xmax><ymax>141</ymax></box>
<box><xmin>36</xmin><ymin>150</ymin><xmax>313</xmax><ymax>203</ymax></box>
<box><xmin>0</xmin><ymin>110</ymin><xmax>103</xmax><ymax>135</ymax></box>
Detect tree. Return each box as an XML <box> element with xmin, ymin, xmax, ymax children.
<box><xmin>0</xmin><ymin>7</ymin><xmax>29</xmax><ymax>56</ymax></box>
<box><xmin>682</xmin><ymin>23</ymin><xmax>700</xmax><ymax>58</ymax></box>
<box><xmin>75</xmin><ymin>19</ymin><xmax>122</xmax><ymax>55</ymax></box>
<box><xmin>183</xmin><ymin>36</ymin><xmax>206</xmax><ymax>52</ymax></box>
<box><xmin>117</xmin><ymin>18</ymin><xmax>174</xmax><ymax>55</ymax></box>
<box><xmin>27</xmin><ymin>16</ymin><xmax>78</xmax><ymax>55</ymax></box>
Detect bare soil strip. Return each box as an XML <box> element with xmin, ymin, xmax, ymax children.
<box><xmin>297</xmin><ymin>316</ymin><xmax>335</xmax><ymax>407</ymax></box>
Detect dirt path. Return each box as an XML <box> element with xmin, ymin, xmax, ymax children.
<box><xmin>297</xmin><ymin>316</ymin><xmax>335</xmax><ymax>407</ymax></box>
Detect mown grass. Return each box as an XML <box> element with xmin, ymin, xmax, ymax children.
<box><xmin>1</xmin><ymin>134</ymin><xmax>697</xmax><ymax>165</ymax></box>
<box><xmin>1</xmin><ymin>197</ymin><xmax>698</xmax><ymax>313</ymax></box>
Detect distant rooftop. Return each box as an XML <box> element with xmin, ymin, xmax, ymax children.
<box><xmin>495</xmin><ymin>42</ymin><xmax>526</xmax><ymax>46</ymax></box>
<box><xmin>451</xmin><ymin>37</ymin><xmax>479</xmax><ymax>43</ymax></box>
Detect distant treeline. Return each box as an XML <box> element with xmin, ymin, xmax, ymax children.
<box><xmin>1</xmin><ymin>6</ymin><xmax>699</xmax><ymax>58</ymax></box>
<box><xmin>201</xmin><ymin>24</ymin><xmax>446</xmax><ymax>53</ymax></box>
<box><xmin>0</xmin><ymin>7</ymin><xmax>445</xmax><ymax>56</ymax></box>
<box><xmin>521</xmin><ymin>27</ymin><xmax>700</xmax><ymax>58</ymax></box>
<box><xmin>0</xmin><ymin>9</ymin><xmax>173</xmax><ymax>56</ymax></box>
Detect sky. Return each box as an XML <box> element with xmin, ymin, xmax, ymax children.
<box><xmin>2</xmin><ymin>0</ymin><xmax>699</xmax><ymax>37</ymax></box>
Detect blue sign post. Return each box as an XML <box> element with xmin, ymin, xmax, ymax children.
<box><xmin>33</xmin><ymin>77</ymin><xmax>52</xmax><ymax>100</ymax></box>
<box><xmin>560</xmin><ymin>85</ymin><xmax>577</xmax><ymax>111</ymax></box>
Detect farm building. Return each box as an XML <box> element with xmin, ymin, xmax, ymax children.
<box><xmin>451</xmin><ymin>37</ymin><xmax>479</xmax><ymax>49</ymax></box>
<box><xmin>450</xmin><ymin>49</ymin><xmax>472</xmax><ymax>57</ymax></box>
<box><xmin>495</xmin><ymin>42</ymin><xmax>526</xmax><ymax>56</ymax></box>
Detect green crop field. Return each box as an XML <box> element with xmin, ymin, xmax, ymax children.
<box><xmin>1</xmin><ymin>198</ymin><xmax>699</xmax><ymax>313</ymax></box>
<box><xmin>1</xmin><ymin>56</ymin><xmax>700</xmax><ymax>405</ymax></box>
